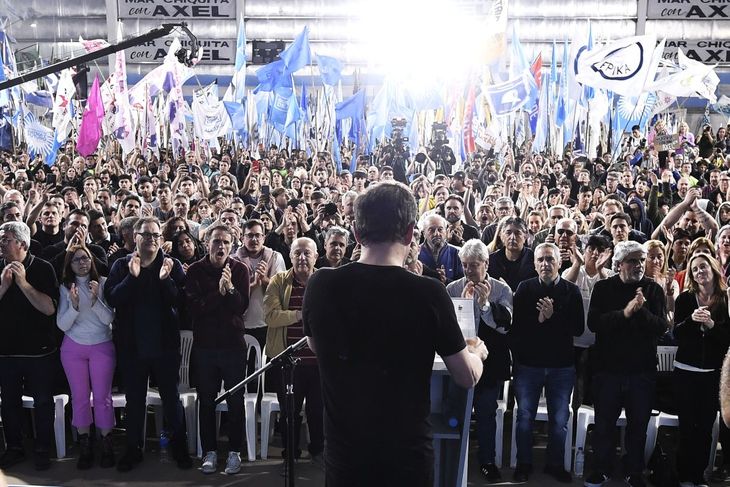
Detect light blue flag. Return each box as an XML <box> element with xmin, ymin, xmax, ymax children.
<box><xmin>223</xmin><ymin>101</ymin><xmax>246</xmax><ymax>131</ymax></box>
<box><xmin>284</xmin><ymin>91</ymin><xmax>302</xmax><ymax>140</ymax></box>
<box><xmin>484</xmin><ymin>71</ymin><xmax>534</xmax><ymax>115</ymax></box>
<box><xmin>510</xmin><ymin>25</ymin><xmax>529</xmax><ymax>77</ymax></box>
<box><xmin>254</xmin><ymin>60</ymin><xmax>290</xmax><ymax>93</ymax></box>
<box><xmin>332</xmin><ymin>133</ymin><xmax>343</xmax><ymax>173</ymax></box>
<box><xmin>0</xmin><ymin>50</ymin><xmax>7</xmax><ymax>107</ymax></box>
<box><xmin>279</xmin><ymin>26</ymin><xmax>311</xmax><ymax>73</ymax></box>
<box><xmin>316</xmin><ymin>54</ymin><xmax>343</xmax><ymax>86</ymax></box>
<box><xmin>555</xmin><ymin>39</ymin><xmax>568</xmax><ymax>127</ymax></box>
<box><xmin>584</xmin><ymin>24</ymin><xmax>594</xmax><ymax>103</ymax></box>
<box><xmin>550</xmin><ymin>41</ymin><xmax>558</xmax><ymax>86</ymax></box>
<box><xmin>611</xmin><ymin>93</ymin><xmax>656</xmax><ymax>150</ymax></box>
<box><xmin>233</xmin><ymin>14</ymin><xmax>246</xmax><ymax>100</ymax></box>
<box><xmin>269</xmin><ymin>86</ymin><xmax>293</xmax><ymax>129</ymax></box>
<box><xmin>335</xmin><ymin>90</ymin><xmax>365</xmax><ymax>121</ymax></box>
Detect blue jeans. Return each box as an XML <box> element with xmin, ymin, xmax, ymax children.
<box><xmin>513</xmin><ymin>362</ymin><xmax>575</xmax><ymax>467</ymax></box>
<box><xmin>473</xmin><ymin>382</ymin><xmax>503</xmax><ymax>466</ymax></box>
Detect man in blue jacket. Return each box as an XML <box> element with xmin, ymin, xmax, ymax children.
<box><xmin>104</xmin><ymin>216</ymin><xmax>192</xmax><ymax>472</ymax></box>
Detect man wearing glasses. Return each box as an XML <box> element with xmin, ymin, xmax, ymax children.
<box><xmin>554</xmin><ymin>217</ymin><xmax>579</xmax><ymax>273</ymax></box>
<box><xmin>0</xmin><ymin>222</ymin><xmax>58</xmax><ymax>471</ymax></box>
<box><xmin>236</xmin><ymin>219</ymin><xmax>285</xmax><ymax>353</ymax></box>
<box><xmin>104</xmin><ymin>216</ymin><xmax>192</xmax><ymax>472</ymax></box>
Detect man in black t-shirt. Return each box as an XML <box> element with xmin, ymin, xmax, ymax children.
<box><xmin>303</xmin><ymin>182</ymin><xmax>487</xmax><ymax>487</ymax></box>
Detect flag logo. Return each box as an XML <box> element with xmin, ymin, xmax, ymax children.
<box><xmin>24</xmin><ymin>112</ymin><xmax>55</xmax><ymax>157</ymax></box>
<box><xmin>590</xmin><ymin>42</ymin><xmax>645</xmax><ymax>81</ymax></box>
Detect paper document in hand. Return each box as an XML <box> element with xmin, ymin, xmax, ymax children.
<box><xmin>451</xmin><ymin>297</ymin><xmax>476</xmax><ymax>339</ymax></box>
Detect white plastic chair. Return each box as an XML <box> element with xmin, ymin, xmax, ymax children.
<box><xmin>495</xmin><ymin>380</ymin><xmax>510</xmax><ymax>468</ymax></box>
<box><xmin>259</xmin><ymin>349</ymin><xmax>280</xmax><ymax>460</ymax></box>
<box><xmin>573</xmin><ymin>405</ymin><xmax>656</xmax><ymax>476</ymax></box>
<box><xmin>656</xmin><ymin>346</ymin><xmax>677</xmax><ymax>372</ymax></box>
<box><xmin>510</xmin><ymin>387</ymin><xmax>574</xmax><ymax>472</ymax></box>
<box><xmin>196</xmin><ymin>334</ymin><xmax>261</xmax><ymax>462</ymax></box>
<box><xmin>0</xmin><ymin>393</ymin><xmax>69</xmax><ymax>459</ymax></box>
<box><xmin>148</xmin><ymin>330</ymin><xmax>197</xmax><ymax>453</ymax></box>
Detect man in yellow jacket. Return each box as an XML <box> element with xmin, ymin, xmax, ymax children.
<box><xmin>263</xmin><ymin>237</ymin><xmax>322</xmax><ymax>466</ymax></box>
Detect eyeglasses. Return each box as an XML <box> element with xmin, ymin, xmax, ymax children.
<box><xmin>244</xmin><ymin>233</ymin><xmax>264</xmax><ymax>240</ymax></box>
<box><xmin>72</xmin><ymin>256</ymin><xmax>91</xmax><ymax>264</ymax></box>
<box><xmin>136</xmin><ymin>232</ymin><xmax>161</xmax><ymax>240</ymax></box>
<box><xmin>556</xmin><ymin>229</ymin><xmax>575</xmax><ymax>236</ymax></box>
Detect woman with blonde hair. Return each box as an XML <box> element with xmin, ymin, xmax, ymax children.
<box><xmin>673</xmin><ymin>253</ymin><xmax>730</xmax><ymax>486</ymax></box>
<box><xmin>675</xmin><ymin>237</ymin><xmax>717</xmax><ymax>292</ymax></box>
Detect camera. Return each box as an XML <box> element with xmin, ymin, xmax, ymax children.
<box><xmin>323</xmin><ymin>202</ymin><xmax>338</xmax><ymax>216</ymax></box>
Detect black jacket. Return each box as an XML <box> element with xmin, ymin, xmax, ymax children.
<box><xmin>674</xmin><ymin>291</ymin><xmax>730</xmax><ymax>370</ymax></box>
<box><xmin>104</xmin><ymin>250</ymin><xmax>185</xmax><ymax>358</ymax></box>
<box><xmin>588</xmin><ymin>275</ymin><xmax>668</xmax><ymax>374</ymax></box>
<box><xmin>510</xmin><ymin>277</ymin><xmax>584</xmax><ymax>368</ymax></box>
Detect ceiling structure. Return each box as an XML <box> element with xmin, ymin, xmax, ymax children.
<box><xmin>3</xmin><ymin>0</ymin><xmax>728</xmax><ymax>102</ymax></box>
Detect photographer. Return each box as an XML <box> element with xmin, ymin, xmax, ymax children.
<box><xmin>428</xmin><ymin>123</ymin><xmax>456</xmax><ymax>176</ymax></box>
<box><xmin>406</xmin><ymin>148</ymin><xmax>436</xmax><ymax>181</ymax></box>
<box><xmin>379</xmin><ymin>118</ymin><xmax>411</xmax><ymax>184</ymax></box>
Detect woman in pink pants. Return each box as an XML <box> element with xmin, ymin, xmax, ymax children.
<box><xmin>57</xmin><ymin>245</ymin><xmax>115</xmax><ymax>469</ymax></box>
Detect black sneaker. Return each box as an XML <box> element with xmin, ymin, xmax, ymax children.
<box><xmin>544</xmin><ymin>464</ymin><xmax>572</xmax><ymax>483</ymax></box>
<box><xmin>116</xmin><ymin>447</ymin><xmax>143</xmax><ymax>472</ymax></box>
<box><xmin>584</xmin><ymin>471</ymin><xmax>609</xmax><ymax>487</ymax></box>
<box><xmin>624</xmin><ymin>474</ymin><xmax>647</xmax><ymax>487</ymax></box>
<box><xmin>513</xmin><ymin>464</ymin><xmax>531</xmax><ymax>482</ymax></box>
<box><xmin>0</xmin><ymin>448</ymin><xmax>26</xmax><ymax>469</ymax></box>
<box><xmin>480</xmin><ymin>463</ymin><xmax>502</xmax><ymax>482</ymax></box>
<box><xmin>33</xmin><ymin>450</ymin><xmax>52</xmax><ymax>471</ymax></box>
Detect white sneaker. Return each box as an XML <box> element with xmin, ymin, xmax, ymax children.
<box><xmin>201</xmin><ymin>451</ymin><xmax>217</xmax><ymax>474</ymax></box>
<box><xmin>224</xmin><ymin>451</ymin><xmax>241</xmax><ymax>474</ymax></box>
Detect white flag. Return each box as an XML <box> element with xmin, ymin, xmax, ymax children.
<box><xmin>575</xmin><ymin>35</ymin><xmax>662</xmax><ymax>96</ymax></box>
<box><xmin>649</xmin><ymin>49</ymin><xmax>719</xmax><ymax>103</ymax></box>
<box><xmin>51</xmin><ymin>69</ymin><xmax>76</xmax><ymax>144</ymax></box>
<box><xmin>192</xmin><ymin>90</ymin><xmax>232</xmax><ymax>140</ymax></box>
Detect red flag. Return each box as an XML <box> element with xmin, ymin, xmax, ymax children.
<box><xmin>531</xmin><ymin>53</ymin><xmax>543</xmax><ymax>90</ymax></box>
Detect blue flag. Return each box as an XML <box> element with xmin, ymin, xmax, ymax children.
<box><xmin>0</xmin><ymin>112</ymin><xmax>12</xmax><ymax>151</ymax></box>
<box><xmin>484</xmin><ymin>72</ymin><xmax>534</xmax><ymax>115</ymax></box>
<box><xmin>279</xmin><ymin>26</ymin><xmax>311</xmax><ymax>73</ymax></box>
<box><xmin>335</xmin><ymin>90</ymin><xmax>365</xmax><ymax>121</ymax></box>
<box><xmin>555</xmin><ymin>39</ymin><xmax>568</xmax><ymax>127</ymax></box>
<box><xmin>254</xmin><ymin>60</ymin><xmax>291</xmax><ymax>93</ymax></box>
<box><xmin>269</xmin><ymin>86</ymin><xmax>293</xmax><ymax>129</ymax></box>
<box><xmin>316</xmin><ymin>54</ymin><xmax>343</xmax><ymax>86</ymax></box>
<box><xmin>223</xmin><ymin>101</ymin><xmax>246</xmax><ymax>132</ymax></box>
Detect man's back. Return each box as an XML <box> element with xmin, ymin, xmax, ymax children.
<box><xmin>303</xmin><ymin>262</ymin><xmax>465</xmax><ymax>476</ymax></box>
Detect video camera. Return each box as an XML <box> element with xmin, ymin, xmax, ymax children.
<box><xmin>431</xmin><ymin>122</ymin><xmax>449</xmax><ymax>147</ymax></box>
<box><xmin>391</xmin><ymin>118</ymin><xmax>409</xmax><ymax>145</ymax></box>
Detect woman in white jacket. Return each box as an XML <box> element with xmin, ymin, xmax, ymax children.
<box><xmin>57</xmin><ymin>245</ymin><xmax>115</xmax><ymax>470</ymax></box>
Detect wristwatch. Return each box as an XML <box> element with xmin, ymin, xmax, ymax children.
<box><xmin>226</xmin><ymin>286</ymin><xmax>236</xmax><ymax>295</ymax></box>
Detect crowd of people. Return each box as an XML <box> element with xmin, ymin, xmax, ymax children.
<box><xmin>0</xmin><ymin>116</ymin><xmax>729</xmax><ymax>487</ymax></box>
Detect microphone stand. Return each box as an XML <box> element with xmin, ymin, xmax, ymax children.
<box><xmin>216</xmin><ymin>337</ymin><xmax>308</xmax><ymax>487</ymax></box>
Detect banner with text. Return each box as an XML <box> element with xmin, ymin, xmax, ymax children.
<box><xmin>118</xmin><ymin>0</ymin><xmax>235</xmax><ymax>19</ymax></box>
<box><xmin>664</xmin><ymin>40</ymin><xmax>730</xmax><ymax>64</ymax></box>
<box><xmin>126</xmin><ymin>38</ymin><xmax>236</xmax><ymax>64</ymax></box>
<box><xmin>647</xmin><ymin>0</ymin><xmax>730</xmax><ymax>20</ymax></box>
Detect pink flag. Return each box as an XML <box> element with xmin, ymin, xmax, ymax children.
<box><xmin>77</xmin><ymin>74</ymin><xmax>105</xmax><ymax>156</ymax></box>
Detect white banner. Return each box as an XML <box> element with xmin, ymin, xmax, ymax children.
<box><xmin>664</xmin><ymin>40</ymin><xmax>730</xmax><ymax>64</ymax></box>
<box><xmin>117</xmin><ymin>0</ymin><xmax>235</xmax><ymax>19</ymax></box>
<box><xmin>127</xmin><ymin>38</ymin><xmax>236</xmax><ymax>65</ymax></box>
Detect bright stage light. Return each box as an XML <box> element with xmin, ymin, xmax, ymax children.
<box><xmin>353</xmin><ymin>0</ymin><xmax>493</xmax><ymax>88</ymax></box>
